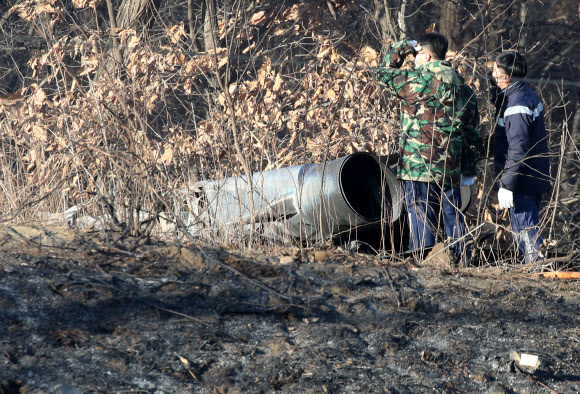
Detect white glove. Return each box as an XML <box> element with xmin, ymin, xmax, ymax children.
<box><xmin>408</xmin><ymin>40</ymin><xmax>421</xmax><ymax>51</ymax></box>
<box><xmin>498</xmin><ymin>187</ymin><xmax>514</xmax><ymax>209</ymax></box>
<box><xmin>460</xmin><ymin>176</ymin><xmax>475</xmax><ymax>186</ymax></box>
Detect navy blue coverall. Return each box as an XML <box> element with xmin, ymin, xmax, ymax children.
<box><xmin>492</xmin><ymin>81</ymin><xmax>551</xmax><ymax>263</ymax></box>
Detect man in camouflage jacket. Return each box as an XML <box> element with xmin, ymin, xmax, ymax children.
<box><xmin>375</xmin><ymin>32</ymin><xmax>483</xmax><ymax>263</ymax></box>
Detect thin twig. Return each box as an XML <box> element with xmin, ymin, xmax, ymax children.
<box><xmin>382</xmin><ymin>266</ymin><xmax>402</xmax><ymax>307</ymax></box>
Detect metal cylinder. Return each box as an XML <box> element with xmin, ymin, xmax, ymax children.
<box><xmin>285</xmin><ymin>152</ymin><xmax>401</xmax><ymax>240</ymax></box>
<box><xmin>193</xmin><ymin>152</ymin><xmax>402</xmax><ymax>244</ymax></box>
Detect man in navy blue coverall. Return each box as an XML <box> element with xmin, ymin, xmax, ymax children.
<box><xmin>490</xmin><ymin>51</ymin><xmax>551</xmax><ymax>265</ymax></box>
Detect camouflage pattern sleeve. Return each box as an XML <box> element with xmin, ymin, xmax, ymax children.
<box><xmin>374</xmin><ymin>40</ymin><xmax>423</xmax><ymax>100</ymax></box>
<box><xmin>379</xmin><ymin>39</ymin><xmax>417</xmax><ymax>68</ymax></box>
<box><xmin>375</xmin><ymin>45</ymin><xmax>482</xmax><ymax>185</ymax></box>
<box><xmin>460</xmin><ymin>86</ymin><xmax>483</xmax><ymax>177</ymax></box>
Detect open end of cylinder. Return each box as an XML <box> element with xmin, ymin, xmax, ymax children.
<box><xmin>340</xmin><ymin>154</ymin><xmax>384</xmax><ymax>221</ymax></box>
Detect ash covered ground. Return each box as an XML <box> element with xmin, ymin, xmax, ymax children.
<box><xmin>1</xmin><ymin>225</ymin><xmax>579</xmax><ymax>393</ymax></box>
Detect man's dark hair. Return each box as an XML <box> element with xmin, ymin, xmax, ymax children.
<box><xmin>495</xmin><ymin>51</ymin><xmax>527</xmax><ymax>78</ymax></box>
<box><xmin>417</xmin><ymin>33</ymin><xmax>448</xmax><ymax>60</ymax></box>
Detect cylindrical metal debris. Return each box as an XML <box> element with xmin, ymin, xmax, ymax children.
<box><xmin>193</xmin><ymin>152</ymin><xmax>403</xmax><ymax>244</ymax></box>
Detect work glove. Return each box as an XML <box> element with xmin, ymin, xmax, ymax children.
<box><xmin>498</xmin><ymin>187</ymin><xmax>514</xmax><ymax>209</ymax></box>
<box><xmin>409</xmin><ymin>40</ymin><xmax>421</xmax><ymax>51</ymax></box>
<box><xmin>400</xmin><ymin>39</ymin><xmax>418</xmax><ymax>57</ymax></box>
<box><xmin>460</xmin><ymin>176</ymin><xmax>476</xmax><ymax>186</ymax></box>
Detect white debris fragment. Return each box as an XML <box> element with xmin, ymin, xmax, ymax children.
<box><xmin>519</xmin><ymin>353</ymin><xmax>540</xmax><ymax>368</ymax></box>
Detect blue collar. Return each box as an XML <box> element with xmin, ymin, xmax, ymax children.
<box><xmin>500</xmin><ymin>81</ymin><xmax>525</xmax><ymax>95</ymax></box>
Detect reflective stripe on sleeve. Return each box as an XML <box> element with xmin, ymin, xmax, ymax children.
<box><xmin>504</xmin><ymin>103</ymin><xmax>544</xmax><ymax>121</ymax></box>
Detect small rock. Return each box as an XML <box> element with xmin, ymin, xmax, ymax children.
<box><xmin>449</xmin><ymin>306</ymin><xmax>466</xmax><ymax>315</ymax></box>
<box><xmin>278</xmin><ymin>256</ymin><xmax>294</xmax><ymax>265</ymax></box>
<box><xmin>314</xmin><ymin>251</ymin><xmax>327</xmax><ymax>262</ymax></box>
<box><xmin>422</xmin><ymin>243</ymin><xmax>453</xmax><ymax>268</ymax></box>
<box><xmin>469</xmin><ymin>372</ymin><xmax>490</xmax><ymax>382</ymax></box>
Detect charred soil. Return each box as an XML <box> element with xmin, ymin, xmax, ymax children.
<box><xmin>1</xmin><ymin>225</ymin><xmax>579</xmax><ymax>393</ymax></box>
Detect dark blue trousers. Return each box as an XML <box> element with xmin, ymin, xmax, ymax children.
<box><xmin>510</xmin><ymin>193</ymin><xmax>544</xmax><ymax>263</ymax></box>
<box><xmin>402</xmin><ymin>180</ymin><xmax>470</xmax><ymax>261</ymax></box>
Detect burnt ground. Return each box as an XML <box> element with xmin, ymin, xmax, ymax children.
<box><xmin>1</xmin><ymin>225</ymin><xmax>579</xmax><ymax>394</ymax></box>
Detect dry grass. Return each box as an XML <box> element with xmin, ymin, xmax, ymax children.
<box><xmin>0</xmin><ymin>0</ymin><xmax>578</xmax><ymax>266</ymax></box>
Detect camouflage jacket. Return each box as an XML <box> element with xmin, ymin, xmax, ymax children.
<box><xmin>375</xmin><ymin>39</ymin><xmax>483</xmax><ymax>186</ymax></box>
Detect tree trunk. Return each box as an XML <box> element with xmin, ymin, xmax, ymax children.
<box><xmin>188</xmin><ymin>0</ymin><xmax>202</xmax><ymax>51</ymax></box>
<box><xmin>203</xmin><ymin>0</ymin><xmax>218</xmax><ymax>52</ymax></box>
<box><xmin>116</xmin><ymin>0</ymin><xmax>163</xmax><ymax>33</ymax></box>
<box><xmin>397</xmin><ymin>0</ymin><xmax>408</xmax><ymax>39</ymax></box>
<box><xmin>105</xmin><ymin>0</ymin><xmax>122</xmax><ymax>66</ymax></box>
<box><xmin>98</xmin><ymin>0</ymin><xmax>164</xmax><ymax>79</ymax></box>
<box><xmin>517</xmin><ymin>1</ymin><xmax>530</xmax><ymax>50</ymax></box>
<box><xmin>440</xmin><ymin>0</ymin><xmax>459</xmax><ymax>50</ymax></box>
<box><xmin>373</xmin><ymin>0</ymin><xmax>400</xmax><ymax>44</ymax></box>
<box><xmin>564</xmin><ymin>84</ymin><xmax>580</xmax><ymax>196</ymax></box>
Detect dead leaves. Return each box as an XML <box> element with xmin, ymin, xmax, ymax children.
<box><xmin>359</xmin><ymin>46</ymin><xmax>379</xmax><ymax>67</ymax></box>
<box><xmin>166</xmin><ymin>23</ymin><xmax>186</xmax><ymax>44</ymax></box>
<box><xmin>198</xmin><ymin>43</ymin><xmax>398</xmax><ymax>170</ymax></box>
<box><xmin>0</xmin><ymin>91</ymin><xmax>24</xmax><ymax>107</ymax></box>
<box><xmin>162</xmin><ymin>147</ymin><xmax>174</xmax><ymax>166</ymax></box>
<box><xmin>78</xmin><ymin>55</ymin><xmax>98</xmax><ymax>76</ymax></box>
<box><xmin>1</xmin><ymin>0</ymin><xmax>400</xmax><ymax>220</ymax></box>
<box><xmin>3</xmin><ymin>0</ymin><xmax>398</xmax><ymax>190</ymax></box>
<box><xmin>10</xmin><ymin>0</ymin><xmax>62</xmax><ymax>22</ymax></box>
<box><xmin>249</xmin><ymin>11</ymin><xmax>268</xmax><ymax>26</ymax></box>
<box><xmin>72</xmin><ymin>0</ymin><xmax>102</xmax><ymax>8</ymax></box>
